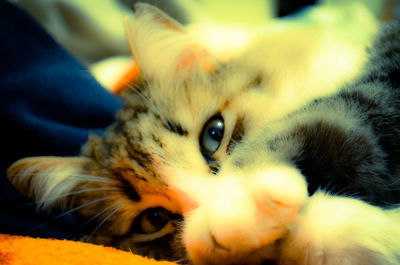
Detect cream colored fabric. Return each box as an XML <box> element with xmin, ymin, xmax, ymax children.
<box><xmin>10</xmin><ymin>0</ymin><xmax>131</xmax><ymax>64</ymax></box>
<box><xmin>7</xmin><ymin>0</ymin><xmax>388</xmax><ymax>90</ymax></box>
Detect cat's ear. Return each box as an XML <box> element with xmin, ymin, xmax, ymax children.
<box><xmin>124</xmin><ymin>3</ymin><xmax>216</xmax><ymax>83</ymax></box>
<box><xmin>7</xmin><ymin>156</ymin><xmax>96</xmax><ymax>210</ymax></box>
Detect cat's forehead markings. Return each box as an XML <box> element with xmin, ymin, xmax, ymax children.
<box><xmin>219</xmin><ymin>96</ymin><xmax>237</xmax><ymax>112</ymax></box>
<box><xmin>163</xmin><ymin>120</ymin><xmax>188</xmax><ymax>136</ymax></box>
<box><xmin>219</xmin><ymin>74</ymin><xmax>264</xmax><ymax>110</ymax></box>
<box><xmin>131</xmin><ymin>105</ymin><xmax>149</xmax><ymax>119</ymax></box>
<box><xmin>246</xmin><ymin>73</ymin><xmax>264</xmax><ymax>89</ymax></box>
<box><xmin>220</xmin><ymin>99</ymin><xmax>231</xmax><ymax>111</ymax></box>
<box><xmin>227</xmin><ymin>116</ymin><xmax>245</xmax><ymax>155</ymax></box>
<box><xmin>151</xmin><ymin>133</ymin><xmax>164</xmax><ymax>148</ymax></box>
<box><xmin>114</xmin><ymin>172</ymin><xmax>141</xmax><ymax>202</ymax></box>
<box><xmin>125</xmin><ymin>143</ymin><xmax>153</xmax><ymax>169</ymax></box>
<box><xmin>114</xmin><ymin>166</ymin><xmax>149</xmax><ymax>183</ymax></box>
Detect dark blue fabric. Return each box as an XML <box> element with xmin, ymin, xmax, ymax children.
<box><xmin>0</xmin><ymin>0</ymin><xmax>123</xmax><ymax>239</ymax></box>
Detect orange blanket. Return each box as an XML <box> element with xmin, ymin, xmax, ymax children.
<box><xmin>0</xmin><ymin>234</ymin><xmax>177</xmax><ymax>265</ymax></box>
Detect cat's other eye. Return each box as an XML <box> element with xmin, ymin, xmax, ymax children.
<box><xmin>200</xmin><ymin>115</ymin><xmax>224</xmax><ymax>158</ymax></box>
<box><xmin>136</xmin><ymin>207</ymin><xmax>171</xmax><ymax>234</ymax></box>
<box><xmin>131</xmin><ymin>207</ymin><xmax>182</xmax><ymax>243</ymax></box>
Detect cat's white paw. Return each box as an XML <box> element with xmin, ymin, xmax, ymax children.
<box><xmin>183</xmin><ymin>165</ymin><xmax>308</xmax><ymax>265</ymax></box>
<box><xmin>279</xmin><ymin>192</ymin><xmax>400</xmax><ymax>265</ymax></box>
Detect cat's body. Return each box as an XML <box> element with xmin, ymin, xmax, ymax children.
<box><xmin>7</xmin><ymin>4</ymin><xmax>400</xmax><ymax>265</ymax></box>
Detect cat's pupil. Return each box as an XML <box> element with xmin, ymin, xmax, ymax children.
<box><xmin>148</xmin><ymin>211</ymin><xmax>164</xmax><ymax>225</ymax></box>
<box><xmin>208</xmin><ymin>122</ymin><xmax>223</xmax><ymax>141</ymax></box>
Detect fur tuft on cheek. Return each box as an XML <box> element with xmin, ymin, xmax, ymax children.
<box><xmin>7</xmin><ymin>156</ymin><xmax>98</xmax><ymax>210</ymax></box>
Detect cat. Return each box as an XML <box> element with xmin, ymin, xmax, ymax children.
<box><xmin>6</xmin><ymin>3</ymin><xmax>400</xmax><ymax>265</ymax></box>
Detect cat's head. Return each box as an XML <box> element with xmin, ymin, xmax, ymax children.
<box><xmin>7</xmin><ymin>3</ymin><xmax>373</xmax><ymax>265</ymax></box>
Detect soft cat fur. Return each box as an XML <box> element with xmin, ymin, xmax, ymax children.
<box><xmin>7</xmin><ymin>4</ymin><xmax>400</xmax><ymax>265</ymax></box>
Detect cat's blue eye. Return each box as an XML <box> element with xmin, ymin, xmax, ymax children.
<box><xmin>200</xmin><ymin>115</ymin><xmax>224</xmax><ymax>156</ymax></box>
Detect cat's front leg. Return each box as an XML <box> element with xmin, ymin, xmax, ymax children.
<box><xmin>279</xmin><ymin>192</ymin><xmax>400</xmax><ymax>265</ymax></box>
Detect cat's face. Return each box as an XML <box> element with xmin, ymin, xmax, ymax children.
<box><xmin>7</xmin><ymin>4</ymin><xmax>378</xmax><ymax>265</ymax></box>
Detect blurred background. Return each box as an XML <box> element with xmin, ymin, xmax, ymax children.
<box><xmin>7</xmin><ymin>0</ymin><xmax>400</xmax><ymax>88</ymax></box>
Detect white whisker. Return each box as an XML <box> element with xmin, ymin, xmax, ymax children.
<box><xmin>72</xmin><ymin>174</ymin><xmax>116</xmax><ymax>184</ymax></box>
<box><xmin>25</xmin><ymin>172</ymin><xmax>115</xmax><ymax>184</ymax></box>
<box><xmin>305</xmin><ymin>246</ymin><xmax>309</xmax><ymax>265</ymax></box>
<box><xmin>29</xmin><ymin>196</ymin><xmax>113</xmax><ymax>233</ymax></box>
<box><xmin>128</xmin><ymin>247</ymin><xmax>133</xmax><ymax>254</ymax></box>
<box><xmin>61</xmin><ymin>196</ymin><xmax>114</xmax><ymax>216</ymax></box>
<box><xmin>172</xmin><ymin>258</ymin><xmax>188</xmax><ymax>264</ymax></box>
<box><xmin>75</xmin><ymin>203</ymin><xmax>119</xmax><ymax>233</ymax></box>
<box><xmin>86</xmin><ymin>206</ymin><xmax>121</xmax><ymax>242</ymax></box>
<box><xmin>36</xmin><ymin>187</ymin><xmax>119</xmax><ymax>206</ymax></box>
<box><xmin>11</xmin><ymin>187</ymin><xmax>119</xmax><ymax>209</ymax></box>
